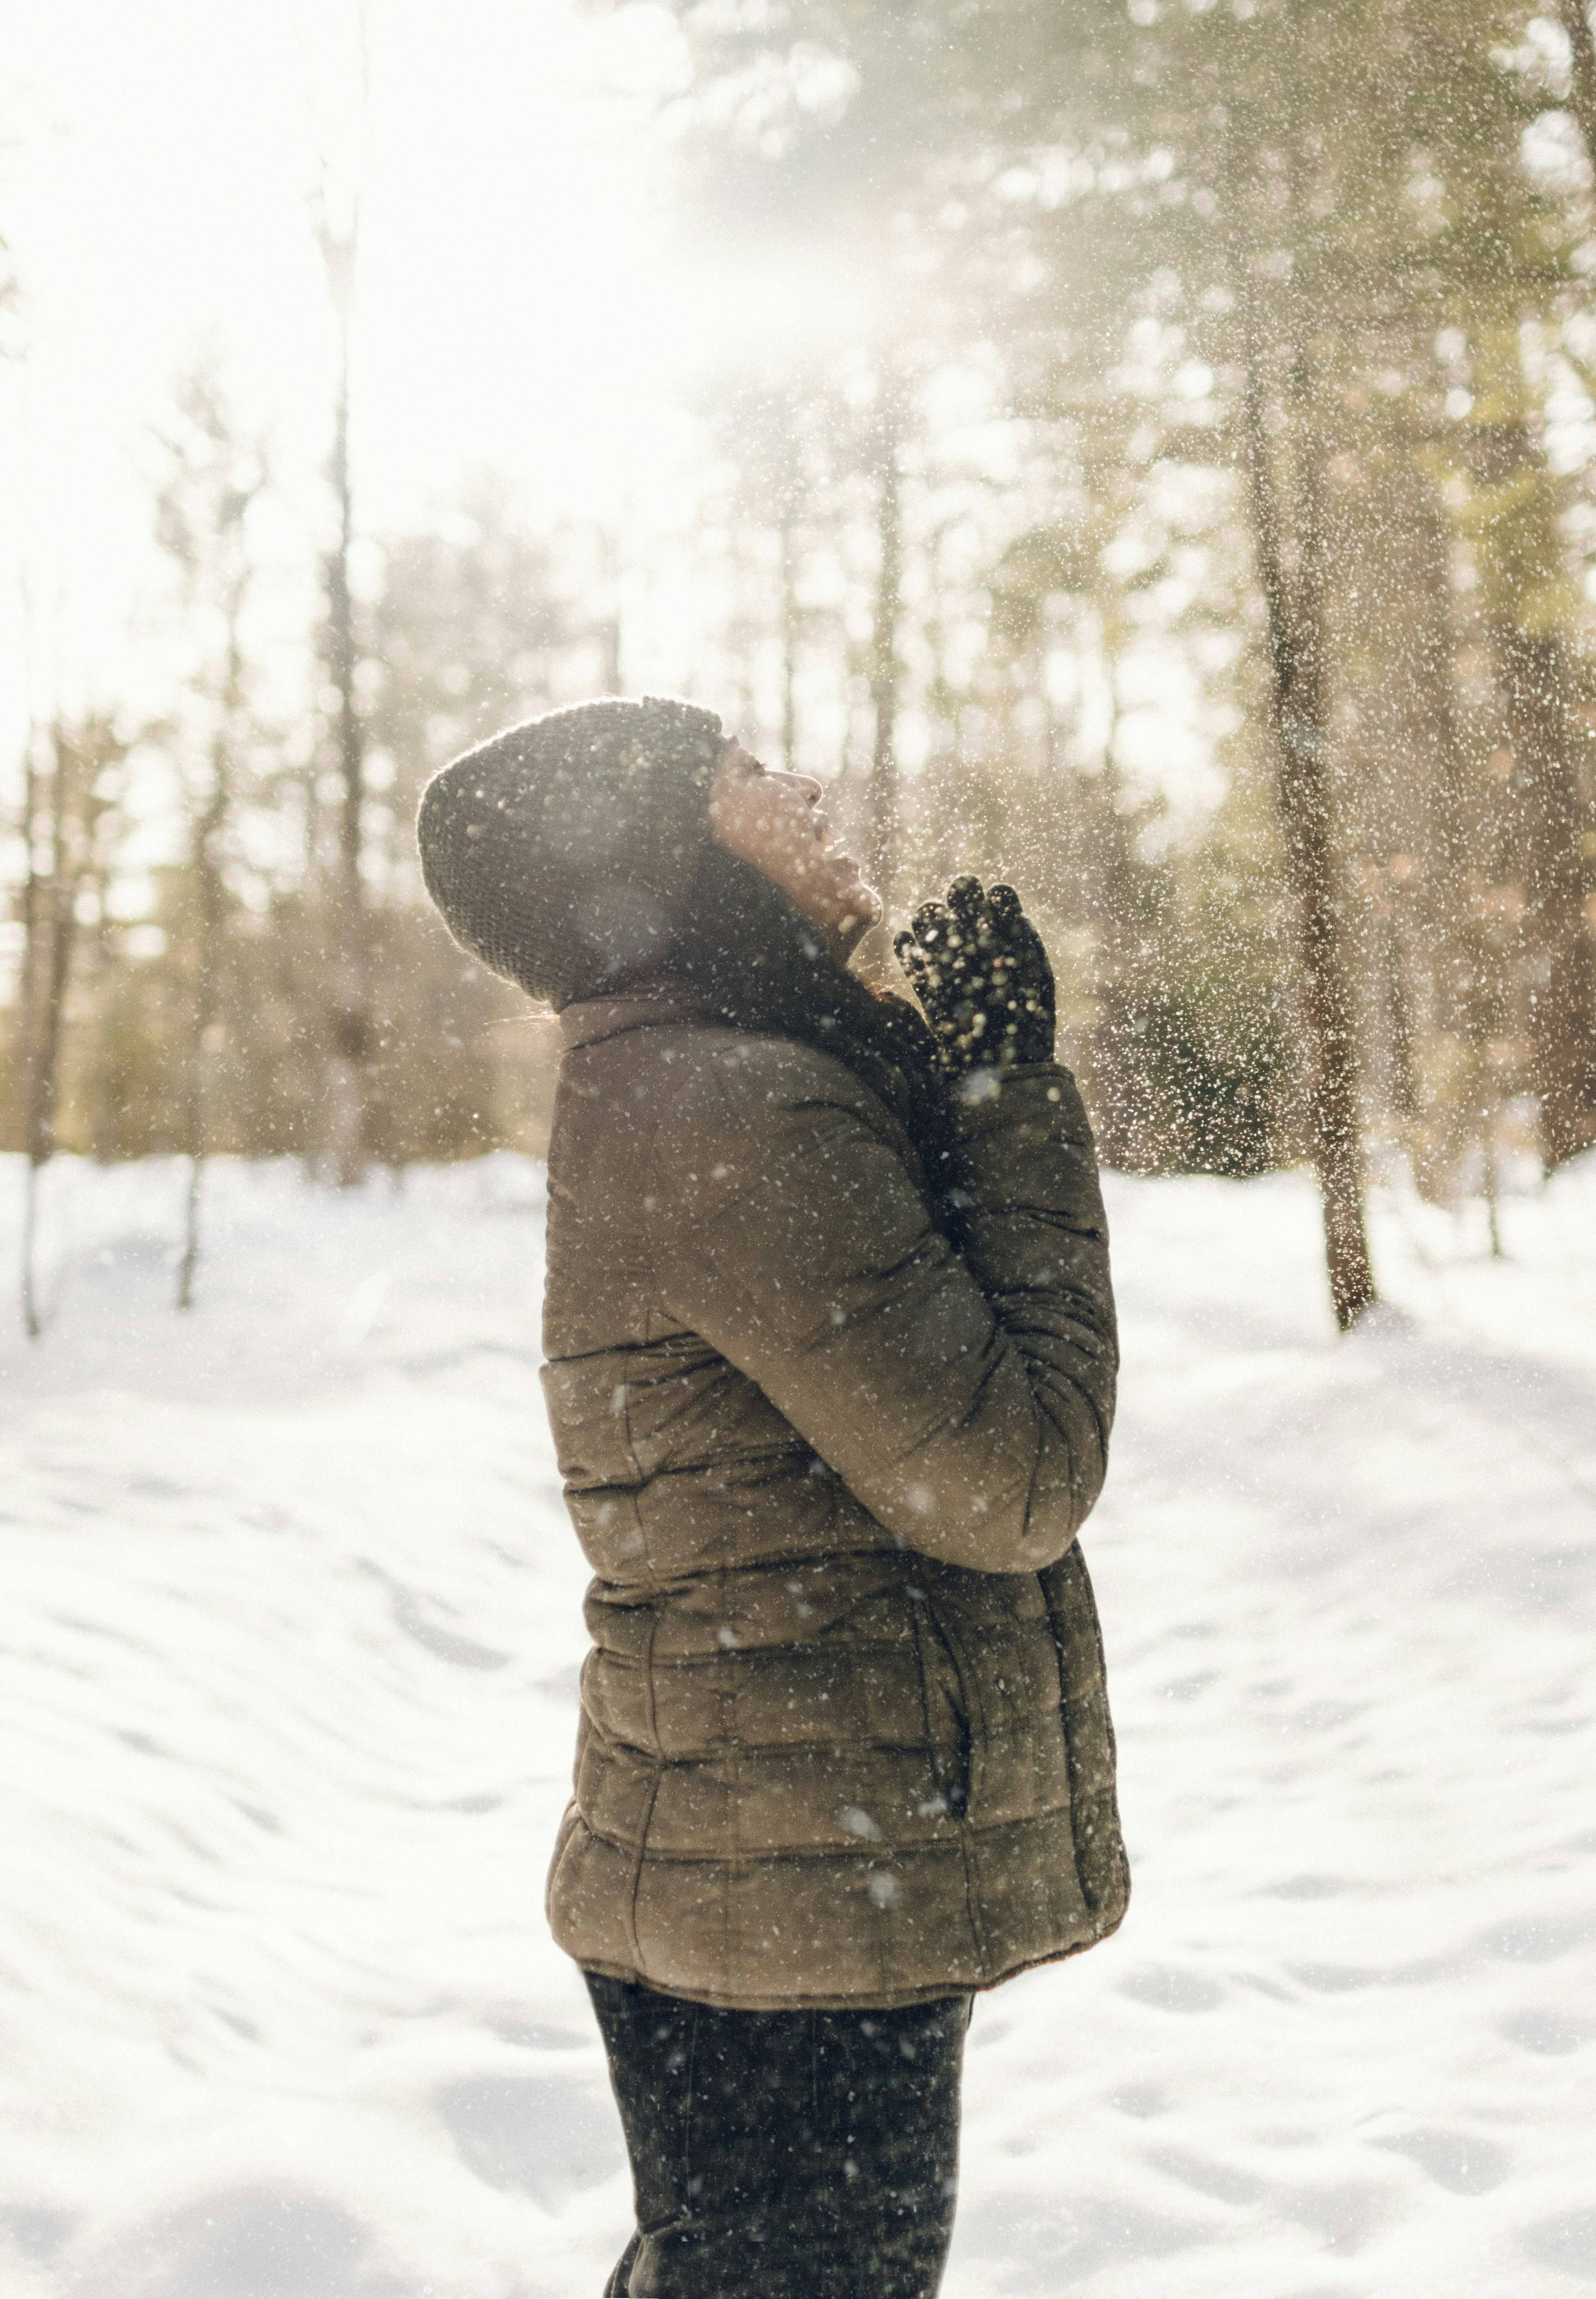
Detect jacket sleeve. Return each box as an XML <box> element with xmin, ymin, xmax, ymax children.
<box><xmin>652</xmin><ymin>1042</ymin><xmax>1117</xmax><ymax>1576</ymax></box>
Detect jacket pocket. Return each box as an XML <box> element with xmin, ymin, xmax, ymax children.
<box><xmin>1039</xmin><ymin>1545</ymin><xmax>1131</xmax><ymax>1928</ymax></box>
<box><xmin>909</xmin><ymin>1596</ymin><xmax>972</xmax><ymax>1820</ymax></box>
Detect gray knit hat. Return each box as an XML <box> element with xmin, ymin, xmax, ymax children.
<box><xmin>416</xmin><ymin>695</ymin><xmax>726</xmax><ymax>1008</ymax></box>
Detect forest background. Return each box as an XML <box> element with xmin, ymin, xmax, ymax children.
<box><xmin>6</xmin><ymin>0</ymin><xmax>1596</xmax><ymax>1331</ymax></box>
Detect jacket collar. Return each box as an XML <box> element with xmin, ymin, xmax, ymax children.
<box><xmin>559</xmin><ymin>982</ymin><xmax>721</xmax><ymax>1052</ymax></box>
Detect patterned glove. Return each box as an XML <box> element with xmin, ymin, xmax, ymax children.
<box><xmin>893</xmin><ymin>876</ymin><xmax>1056</xmax><ymax>1079</ymax></box>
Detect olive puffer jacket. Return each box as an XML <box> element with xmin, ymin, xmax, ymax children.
<box><xmin>541</xmin><ymin>988</ymin><xmax>1127</xmax><ymax>2011</ymax></box>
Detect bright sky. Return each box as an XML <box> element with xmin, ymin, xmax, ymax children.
<box><xmin>0</xmin><ymin>0</ymin><xmax>766</xmax><ymax>744</ymax></box>
<box><xmin>1</xmin><ymin>1</ymin><xmax>1219</xmax><ymax>828</ymax></box>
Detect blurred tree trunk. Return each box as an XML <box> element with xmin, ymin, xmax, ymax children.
<box><xmin>318</xmin><ymin>203</ymin><xmax>369</xmax><ymax>1188</ymax></box>
<box><xmin>1556</xmin><ymin>0</ymin><xmax>1596</xmax><ymax>164</ymax></box>
<box><xmin>697</xmin><ymin>366</ymin><xmax>820</xmax><ymax>765</ymax></box>
<box><xmin>599</xmin><ymin>523</ymin><xmax>624</xmax><ymax>693</ymax></box>
<box><xmin>1380</xmin><ymin>889</ymin><xmax>1419</xmax><ymax>1123</ymax></box>
<box><xmin>1339</xmin><ymin>444</ymin><xmax>1485</xmax><ymax>1183</ymax></box>
<box><xmin>868</xmin><ymin>380</ymin><xmax>905</xmax><ymax>908</ymax></box>
<box><xmin>152</xmin><ymin>358</ymin><xmax>268</xmax><ymax>1306</ymax></box>
<box><xmin>18</xmin><ymin>721</ymin><xmax>121</xmax><ymax>1336</ymax></box>
<box><xmin>22</xmin><ymin>733</ymin><xmax>84</xmax><ymax>1334</ymax></box>
<box><xmin>1233</xmin><ymin>154</ymin><xmax>1377</xmax><ymax>1329</ymax></box>
<box><xmin>1492</xmin><ymin>616</ymin><xmax>1595</xmax><ymax>1163</ymax></box>
<box><xmin>176</xmin><ymin>760</ymin><xmax>227</xmax><ymax>1309</ymax></box>
<box><xmin>1410</xmin><ymin>474</ymin><xmax>1476</xmax><ymax>1036</ymax></box>
<box><xmin>15</xmin><ymin>736</ymin><xmax>43</xmax><ymax>1132</ymax></box>
<box><xmin>779</xmin><ymin>502</ymin><xmax>798</xmax><ymax>771</ymax></box>
<box><xmin>1246</xmin><ymin>427</ymin><xmax>1374</xmax><ymax>1327</ymax></box>
<box><xmin>1462</xmin><ymin>371</ymin><xmax>1596</xmax><ymax>1168</ymax></box>
<box><xmin>16</xmin><ymin>734</ymin><xmax>62</xmax><ymax>1339</ymax></box>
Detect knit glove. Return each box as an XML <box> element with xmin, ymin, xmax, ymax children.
<box><xmin>894</xmin><ymin>875</ymin><xmax>1056</xmax><ymax>1080</ymax></box>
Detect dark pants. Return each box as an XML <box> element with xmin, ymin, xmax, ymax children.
<box><xmin>585</xmin><ymin>1971</ymin><xmax>971</xmax><ymax>2298</ymax></box>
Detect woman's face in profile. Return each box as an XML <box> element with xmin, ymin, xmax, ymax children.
<box><xmin>707</xmin><ymin>739</ymin><xmax>882</xmax><ymax>956</ymax></box>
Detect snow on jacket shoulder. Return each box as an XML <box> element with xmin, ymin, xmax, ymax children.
<box><xmin>541</xmin><ymin>988</ymin><xmax>1128</xmax><ymax>2012</ymax></box>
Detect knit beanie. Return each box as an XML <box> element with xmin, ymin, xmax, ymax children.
<box><xmin>415</xmin><ymin>695</ymin><xmax>726</xmax><ymax>1008</ymax></box>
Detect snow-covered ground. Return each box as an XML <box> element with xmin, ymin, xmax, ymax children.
<box><xmin>1</xmin><ymin>1146</ymin><xmax>1593</xmax><ymax>2299</ymax></box>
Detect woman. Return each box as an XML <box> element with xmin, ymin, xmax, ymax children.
<box><xmin>417</xmin><ymin>695</ymin><xmax>1126</xmax><ymax>2299</ymax></box>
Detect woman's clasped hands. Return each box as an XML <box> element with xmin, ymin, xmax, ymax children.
<box><xmin>894</xmin><ymin>874</ymin><xmax>1056</xmax><ymax>1082</ymax></box>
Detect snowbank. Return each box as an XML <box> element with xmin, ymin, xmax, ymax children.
<box><xmin>1</xmin><ymin>1150</ymin><xmax>1592</xmax><ymax>2296</ymax></box>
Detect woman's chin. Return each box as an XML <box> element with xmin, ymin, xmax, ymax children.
<box><xmin>833</xmin><ymin>879</ymin><xmax>882</xmax><ymax>955</ymax></box>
